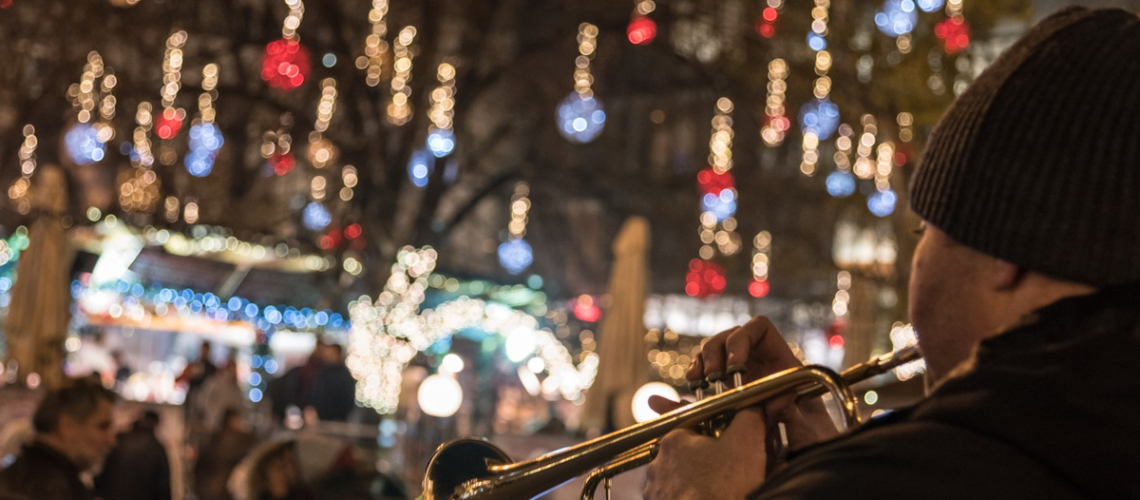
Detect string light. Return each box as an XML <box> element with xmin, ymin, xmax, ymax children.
<box><xmin>8</xmin><ymin>126</ymin><xmax>37</xmax><ymax>215</ymax></box>
<box><xmin>184</xmin><ymin>198</ymin><xmax>199</xmax><ymax>224</ymax></box>
<box><xmin>755</xmin><ymin>0</ymin><xmax>783</xmax><ymax>38</ymax></box>
<box><xmin>119</xmin><ymin>103</ymin><xmax>160</xmax><ymax>214</ymax></box>
<box><xmin>557</xmin><ymin>23</ymin><xmax>606</xmax><ymax>143</ymax></box>
<box><xmin>627</xmin><ymin>1</ymin><xmax>657</xmax><ymax>45</ymax></box>
<box><xmin>359</xmin><ymin>0</ymin><xmax>390</xmax><ymax>87</ymax></box>
<box><xmin>897</xmin><ymin>112</ymin><xmax>913</xmax><ymax>143</ymax></box>
<box><xmin>426</xmin><ymin>63</ymin><xmax>457</xmax><ymax>157</ymax></box>
<box><xmin>307</xmin><ymin>78</ymin><xmax>339</xmax><ymax>169</ymax></box>
<box><xmin>66</xmin><ymin>52</ymin><xmax>114</xmax><ymax>164</ymax></box>
<box><xmin>262</xmin><ymin>0</ymin><xmax>311</xmax><ymax>91</ymax></box>
<box><xmin>698</xmin><ymin>98</ymin><xmax>741</xmax><ymax>257</ymax></box>
<box><xmin>853</xmin><ymin>114</ymin><xmax>878</xmax><ymax>179</ymax></box>
<box><xmin>349</xmin><ymin>246</ymin><xmax>597</xmax><ymax>413</ymax></box>
<box><xmin>760</xmin><ymin>58</ymin><xmax>789</xmax><ymax>146</ymax></box>
<box><xmin>749</xmin><ymin>231</ymin><xmax>772</xmax><ymax>298</ymax></box>
<box><xmin>340</xmin><ymin>165</ymin><xmax>357</xmax><ymax>201</ymax></box>
<box><xmin>185</xmin><ymin>63</ymin><xmax>223</xmax><ymax>177</ymax></box>
<box><xmin>832</xmin><ymin>270</ymin><xmax>851</xmax><ymax>318</ymax></box>
<box><xmin>387</xmin><ymin>26</ymin><xmax>417</xmax><ymax>125</ymax></box>
<box><xmin>800</xmin><ymin>0</ymin><xmax>837</xmax><ymax>176</ymax></box>
<box><xmin>499</xmin><ymin>182</ymin><xmax>534</xmax><ymax>274</ymax></box>
<box><xmin>826</xmin><ymin>124</ymin><xmax>856</xmax><ymax>198</ymax></box>
<box><xmin>261</xmin><ymin>114</ymin><xmax>295</xmax><ymax>176</ymax></box>
<box><xmin>876</xmin><ymin>0</ymin><xmax>918</xmax><ymax>37</ymax></box>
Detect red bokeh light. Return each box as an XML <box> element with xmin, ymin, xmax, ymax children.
<box><xmin>627</xmin><ymin>16</ymin><xmax>657</xmax><ymax>45</ymax></box>
<box><xmin>0</xmin><ymin>0</ymin><xmax>12</xmax><ymax>9</ymax></box>
<box><xmin>155</xmin><ymin>108</ymin><xmax>184</xmax><ymax>140</ymax></box>
<box><xmin>935</xmin><ymin>16</ymin><xmax>970</xmax><ymax>54</ymax></box>
<box><xmin>261</xmin><ymin>39</ymin><xmax>311</xmax><ymax>91</ymax></box>
<box><xmin>573</xmin><ymin>296</ymin><xmax>602</xmax><ymax>322</ymax></box>
<box><xmin>344</xmin><ymin>223</ymin><xmax>363</xmax><ymax>240</ymax></box>
<box><xmin>696</xmin><ymin>168</ymin><xmax>736</xmax><ymax>195</ymax></box>
<box><xmin>829</xmin><ymin>335</ymin><xmax>845</xmax><ymax>349</ymax></box>
<box><xmin>762</xmin><ymin>7</ymin><xmax>778</xmax><ymax>22</ymax></box>
<box><xmin>748</xmin><ymin>280</ymin><xmax>770</xmax><ymax>298</ymax></box>
<box><xmin>270</xmin><ymin>153</ymin><xmax>295</xmax><ymax>176</ymax></box>
<box><xmin>685</xmin><ymin>258</ymin><xmax>727</xmax><ymax>298</ymax></box>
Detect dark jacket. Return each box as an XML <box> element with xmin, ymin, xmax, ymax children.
<box><xmin>94</xmin><ymin>425</ymin><xmax>172</xmax><ymax>500</ymax></box>
<box><xmin>752</xmin><ymin>282</ymin><xmax>1140</xmax><ymax>500</ymax></box>
<box><xmin>0</xmin><ymin>441</ymin><xmax>91</xmax><ymax>500</ymax></box>
<box><xmin>195</xmin><ymin>426</ymin><xmax>258</xmax><ymax>500</ymax></box>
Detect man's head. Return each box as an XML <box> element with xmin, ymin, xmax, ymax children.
<box><xmin>199</xmin><ymin>341</ymin><xmax>212</xmax><ymax>361</ymax></box>
<box><xmin>32</xmin><ymin>377</ymin><xmax>118</xmax><ymax>470</ymax></box>
<box><xmin>316</xmin><ymin>342</ymin><xmax>343</xmax><ymax>365</ymax></box>
<box><xmin>908</xmin><ymin>7</ymin><xmax>1140</xmax><ymax>381</ymax></box>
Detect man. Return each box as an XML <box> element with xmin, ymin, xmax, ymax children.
<box><xmin>94</xmin><ymin>410</ymin><xmax>172</xmax><ymax>500</ymax></box>
<box><xmin>0</xmin><ymin>377</ymin><xmax>118</xmax><ymax>500</ymax></box>
<box><xmin>195</xmin><ymin>408</ymin><xmax>258</xmax><ymax>500</ymax></box>
<box><xmin>645</xmin><ymin>7</ymin><xmax>1140</xmax><ymax>500</ymax></box>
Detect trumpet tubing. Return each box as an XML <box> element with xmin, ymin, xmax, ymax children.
<box><xmin>420</xmin><ymin>345</ymin><xmax>922</xmax><ymax>500</ymax></box>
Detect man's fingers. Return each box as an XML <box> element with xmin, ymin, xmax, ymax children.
<box><xmin>724</xmin><ymin>316</ymin><xmax>799</xmax><ymax>370</ymax></box>
<box><xmin>685</xmin><ymin>355</ymin><xmax>704</xmax><ymax>381</ymax></box>
<box><xmin>699</xmin><ymin>327</ymin><xmax>739</xmax><ymax>377</ymax></box>
<box><xmin>648</xmin><ymin>395</ymin><xmax>686</xmax><ymax>416</ymax></box>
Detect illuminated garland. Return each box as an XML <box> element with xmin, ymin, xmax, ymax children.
<box><xmin>348</xmin><ymin>246</ymin><xmax>599</xmax><ymax>413</ymax></box>
<box><xmin>749</xmin><ymin>231</ymin><xmax>771</xmax><ymax>298</ymax></box>
<box><xmin>360</xmin><ymin>0</ymin><xmax>390</xmax><ymax>87</ymax></box>
<box><xmin>156</xmin><ymin>31</ymin><xmax>187</xmax><ymax>141</ymax></box>
<box><xmin>799</xmin><ymin>0</ymin><xmax>836</xmax><ymax>176</ymax></box>
<box><xmin>498</xmin><ymin>183</ymin><xmax>534</xmax><ymax>274</ymax></box>
<box><xmin>426</xmin><ymin>62</ymin><xmax>457</xmax><ymax>157</ymax></box>
<box><xmin>557</xmin><ymin>23</ymin><xmax>606</xmax><ymax>144</ymax></box>
<box><xmin>387</xmin><ymin>26</ymin><xmax>417</xmax><ymax>125</ymax></box>
<box><xmin>185</xmin><ymin>63</ymin><xmax>223</xmax><ymax>178</ymax></box>
<box><xmin>7</xmin><ymin>126</ymin><xmax>37</xmax><ymax>215</ymax></box>
<box><xmin>760</xmin><ymin>58</ymin><xmax>789</xmax><ymax>147</ymax></box>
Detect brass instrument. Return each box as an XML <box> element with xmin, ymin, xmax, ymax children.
<box><xmin>420</xmin><ymin>346</ymin><xmax>923</xmax><ymax>500</ymax></box>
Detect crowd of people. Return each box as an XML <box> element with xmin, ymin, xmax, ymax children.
<box><xmin>0</xmin><ymin>339</ymin><xmax>397</xmax><ymax>500</ymax></box>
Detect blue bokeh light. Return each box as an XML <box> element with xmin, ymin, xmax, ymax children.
<box><xmin>826</xmin><ymin>171</ymin><xmax>857</xmax><ymax>198</ymax></box>
<box><xmin>556</xmin><ymin>92</ymin><xmax>606</xmax><ymax>144</ymax></box>
<box><xmin>302</xmin><ymin>201</ymin><xmax>332</xmax><ymax>231</ymax></box>
<box><xmin>185</xmin><ymin>123</ymin><xmax>224</xmax><ymax>177</ymax></box>
<box><xmin>807</xmin><ymin>32</ymin><xmax>827</xmax><ymax>51</ymax></box>
<box><xmin>498</xmin><ymin>239</ymin><xmax>534</xmax><ymax>275</ymax></box>
<box><xmin>408</xmin><ymin>149</ymin><xmax>434</xmax><ymax>187</ymax></box>
<box><xmin>868</xmin><ymin>189</ymin><xmax>898</xmax><ymax>217</ymax></box>
<box><xmin>875</xmin><ymin>0</ymin><xmax>918</xmax><ymax>36</ymax></box>
<box><xmin>916</xmin><ymin>0</ymin><xmax>943</xmax><ymax>12</ymax></box>
<box><xmin>427</xmin><ymin>128</ymin><xmax>456</xmax><ymax>158</ymax></box>
<box><xmin>799</xmin><ymin>99</ymin><xmax>841</xmax><ymax>140</ymax></box>
<box><xmin>65</xmin><ymin>124</ymin><xmax>106</xmax><ymax>165</ymax></box>
<box><xmin>700</xmin><ymin>191</ymin><xmax>738</xmax><ymax>221</ymax></box>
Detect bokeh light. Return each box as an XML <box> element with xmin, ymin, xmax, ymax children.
<box><xmin>826</xmin><ymin>171</ymin><xmax>857</xmax><ymax>198</ymax></box>
<box><xmin>556</xmin><ymin>92</ymin><xmax>606</xmax><ymax>144</ymax></box>
<box><xmin>875</xmin><ymin>0</ymin><xmax>918</xmax><ymax>37</ymax></box>
<box><xmin>261</xmin><ymin>39</ymin><xmax>311</xmax><ymax>91</ymax></box>
<box><xmin>65</xmin><ymin>123</ymin><xmax>106</xmax><ymax>164</ymax></box>
<box><xmin>799</xmin><ymin>99</ymin><xmax>840</xmax><ymax>140</ymax></box>
<box><xmin>498</xmin><ymin>238</ymin><xmax>534</xmax><ymax>274</ymax></box>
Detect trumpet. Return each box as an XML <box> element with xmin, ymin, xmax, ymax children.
<box><xmin>420</xmin><ymin>346</ymin><xmax>923</xmax><ymax>500</ymax></box>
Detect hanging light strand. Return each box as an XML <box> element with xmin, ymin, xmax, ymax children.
<box><xmin>800</xmin><ymin>0</ymin><xmax>833</xmax><ymax>177</ymax></box>
<box><xmin>120</xmin><ymin>103</ymin><xmax>160</xmax><ymax>213</ymax></box>
<box><xmin>853</xmin><ymin>114</ymin><xmax>878</xmax><ymax>180</ymax></box>
<box><xmin>282</xmin><ymin>0</ymin><xmax>304</xmax><ymax>40</ymax></box>
<box><xmin>387</xmin><ymin>26</ymin><xmax>417</xmax><ymax>125</ymax></box>
<box><xmin>426</xmin><ymin>62</ymin><xmax>458</xmax><ymax>157</ymax></box>
<box><xmin>574</xmin><ymin>23</ymin><xmax>599</xmax><ymax>98</ymax></box>
<box><xmin>7</xmin><ymin>125</ymin><xmax>37</xmax><ymax>215</ymax></box>
<box><xmin>508</xmin><ymin>182</ymin><xmax>531</xmax><ymax>239</ymax></box>
<box><xmin>361</xmin><ymin>0</ymin><xmax>389</xmax><ymax>87</ymax></box>
<box><xmin>308</xmin><ymin>78</ymin><xmax>339</xmax><ymax>169</ymax></box>
<box><xmin>749</xmin><ymin>231</ymin><xmax>772</xmax><ymax>297</ymax></box>
<box><xmin>761</xmin><ymin>58</ymin><xmax>789</xmax><ymax>147</ymax></box>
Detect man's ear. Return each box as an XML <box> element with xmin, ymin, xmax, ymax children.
<box><xmin>56</xmin><ymin>413</ymin><xmax>78</xmax><ymax>437</ymax></box>
<box><xmin>990</xmin><ymin>258</ymin><xmax>1024</xmax><ymax>291</ymax></box>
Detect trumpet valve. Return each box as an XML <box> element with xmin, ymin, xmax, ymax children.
<box><xmin>727</xmin><ymin>364</ymin><xmax>747</xmax><ymax>388</ymax></box>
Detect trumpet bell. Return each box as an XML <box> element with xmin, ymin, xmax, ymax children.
<box><xmin>422</xmin><ymin>438</ymin><xmax>512</xmax><ymax>500</ymax></box>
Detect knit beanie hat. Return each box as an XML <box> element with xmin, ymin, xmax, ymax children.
<box><xmin>910</xmin><ymin>7</ymin><xmax>1140</xmax><ymax>286</ymax></box>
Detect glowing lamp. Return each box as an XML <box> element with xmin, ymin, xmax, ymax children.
<box><xmin>418</xmin><ymin>374</ymin><xmax>463</xmax><ymax>417</ymax></box>
<box><xmin>573</xmin><ymin>295</ymin><xmax>601</xmax><ymax>323</ymax></box>
<box><xmin>696</xmin><ymin>168</ymin><xmax>736</xmax><ymax>196</ymax></box>
<box><xmin>498</xmin><ymin>239</ymin><xmax>533</xmax><ymax>274</ymax></box>
<box><xmin>632</xmin><ymin>382</ymin><xmax>679</xmax><ymax>423</ymax></box>
<box><xmin>557</xmin><ymin>92</ymin><xmax>606</xmax><ymax>144</ymax></box>
<box><xmin>799</xmin><ymin>99</ymin><xmax>840</xmax><ymax>140</ymax></box>
<box><xmin>935</xmin><ymin>16</ymin><xmax>971</xmax><ymax>54</ymax></box>
<box><xmin>155</xmin><ymin>108</ymin><xmax>185</xmax><ymax>140</ymax></box>
<box><xmin>65</xmin><ymin>123</ymin><xmax>106</xmax><ymax>165</ymax></box>
<box><xmin>627</xmin><ymin>16</ymin><xmax>657</xmax><ymax>45</ymax></box>
<box><xmin>867</xmin><ymin>189</ymin><xmax>898</xmax><ymax>217</ymax></box>
<box><xmin>261</xmin><ymin>39</ymin><xmax>312</xmax><ymax>91</ymax></box>
<box><xmin>748</xmin><ymin>280</ymin><xmax>770</xmax><ymax>298</ymax></box>
<box><xmin>270</xmin><ymin>153</ymin><xmax>295</xmax><ymax>176</ymax></box>
<box><xmin>302</xmin><ymin>201</ymin><xmax>331</xmax><ymax>231</ymax></box>
<box><xmin>826</xmin><ymin>171</ymin><xmax>857</xmax><ymax>198</ymax></box>
<box><xmin>505</xmin><ymin>329</ymin><xmax>536</xmax><ymax>363</ymax></box>
<box><xmin>427</xmin><ymin>128</ymin><xmax>456</xmax><ymax>157</ymax></box>
<box><xmin>875</xmin><ymin>0</ymin><xmax>918</xmax><ymax>37</ymax></box>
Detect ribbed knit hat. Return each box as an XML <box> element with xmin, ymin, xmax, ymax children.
<box><xmin>910</xmin><ymin>7</ymin><xmax>1140</xmax><ymax>286</ymax></box>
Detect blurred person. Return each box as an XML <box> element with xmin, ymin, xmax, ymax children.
<box><xmin>644</xmin><ymin>8</ymin><xmax>1140</xmax><ymax>500</ymax></box>
<box><xmin>94</xmin><ymin>410</ymin><xmax>172</xmax><ymax>500</ymax></box>
<box><xmin>197</xmin><ymin>361</ymin><xmax>247</xmax><ymax>433</ymax></box>
<box><xmin>179</xmin><ymin>341</ymin><xmax>218</xmax><ymax>417</ymax></box>
<box><xmin>0</xmin><ymin>377</ymin><xmax>117</xmax><ymax>500</ymax></box>
<box><xmin>196</xmin><ymin>408</ymin><xmax>258</xmax><ymax>500</ymax></box>
<box><xmin>309</xmin><ymin>343</ymin><xmax>356</xmax><ymax>422</ymax></box>
<box><xmin>110</xmin><ymin>351</ymin><xmax>132</xmax><ymax>388</ymax></box>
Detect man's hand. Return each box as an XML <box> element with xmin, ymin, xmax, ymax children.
<box><xmin>690</xmin><ymin>316</ymin><xmax>839</xmax><ymax>451</ymax></box>
<box><xmin>643</xmin><ymin>408</ymin><xmax>767</xmax><ymax>500</ymax></box>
